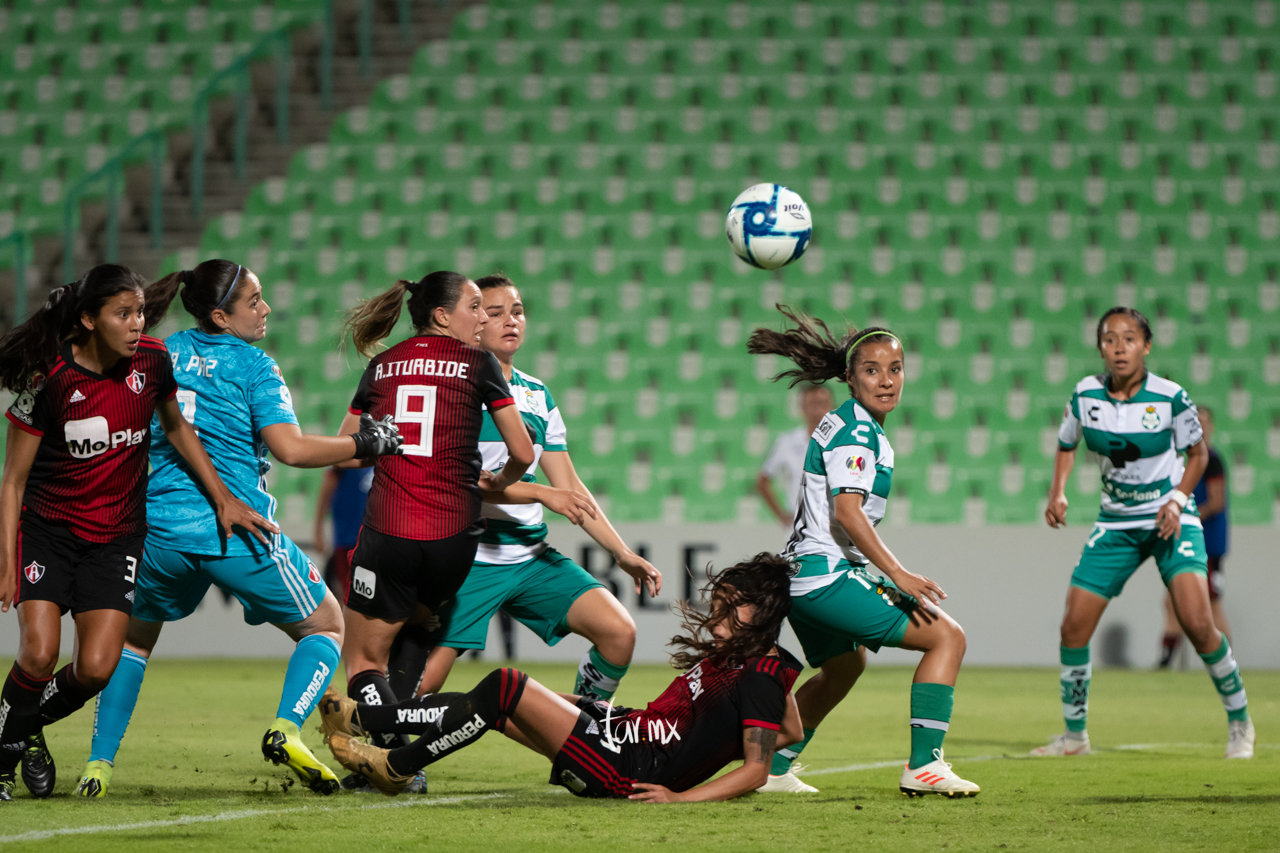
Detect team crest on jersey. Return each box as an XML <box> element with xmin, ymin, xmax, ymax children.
<box><xmin>125</xmin><ymin>370</ymin><xmax>146</xmax><ymax>394</ymax></box>
<box><xmin>23</xmin><ymin>561</ymin><xmax>44</xmax><ymax>584</ymax></box>
<box><xmin>1141</xmin><ymin>405</ymin><xmax>1160</xmax><ymax>430</ymax></box>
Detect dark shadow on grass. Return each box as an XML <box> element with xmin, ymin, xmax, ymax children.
<box><xmin>1083</xmin><ymin>794</ymin><xmax>1280</xmax><ymax>805</ymax></box>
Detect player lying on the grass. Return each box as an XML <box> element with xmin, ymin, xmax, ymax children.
<box><xmin>320</xmin><ymin>553</ymin><xmax>803</xmax><ymax>802</ymax></box>
<box><xmin>0</xmin><ymin>264</ymin><xmax>276</xmax><ymax>802</ymax></box>
<box><xmin>747</xmin><ymin>307</ymin><xmax>979</xmax><ymax>798</ymax></box>
<box><xmin>75</xmin><ymin>260</ymin><xmax>403</xmax><ymax>798</ymax></box>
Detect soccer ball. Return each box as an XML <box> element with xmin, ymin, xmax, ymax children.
<box><xmin>725</xmin><ymin>183</ymin><xmax>813</xmax><ymax>270</ymax></box>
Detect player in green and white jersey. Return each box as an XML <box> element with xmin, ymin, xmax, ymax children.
<box><xmin>414</xmin><ymin>275</ymin><xmax>662</xmax><ymax>703</ymax></box>
<box><xmin>746</xmin><ymin>307</ymin><xmax>979</xmax><ymax>798</ymax></box>
<box><xmin>1033</xmin><ymin>307</ymin><xmax>1254</xmax><ymax>760</ymax></box>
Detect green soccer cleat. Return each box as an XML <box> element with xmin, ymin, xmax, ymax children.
<box><xmin>262</xmin><ymin>725</ymin><xmax>341</xmax><ymax>795</ymax></box>
<box><xmin>21</xmin><ymin>732</ymin><xmax>55</xmax><ymax>798</ymax></box>
<box><xmin>75</xmin><ymin>760</ymin><xmax>113</xmax><ymax>798</ymax></box>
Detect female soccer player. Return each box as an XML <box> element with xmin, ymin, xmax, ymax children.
<box><xmin>337</xmin><ymin>271</ymin><xmax>535</xmax><ymax>744</ymax></box>
<box><xmin>413</xmin><ymin>274</ymin><xmax>661</xmax><ymax>703</ymax></box>
<box><xmin>74</xmin><ymin>260</ymin><xmax>403</xmax><ymax>798</ymax></box>
<box><xmin>0</xmin><ymin>264</ymin><xmax>275</xmax><ymax>801</ymax></box>
<box><xmin>746</xmin><ymin>306</ymin><xmax>979</xmax><ymax>797</ymax></box>
<box><xmin>1032</xmin><ymin>307</ymin><xmax>1253</xmax><ymax>759</ymax></box>
<box><xmin>320</xmin><ymin>553</ymin><xmax>802</xmax><ymax>802</ymax></box>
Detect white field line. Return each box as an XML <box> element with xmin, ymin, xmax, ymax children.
<box><xmin>803</xmin><ymin>742</ymin><xmax>1215</xmax><ymax>777</ymax></box>
<box><xmin>0</xmin><ymin>791</ymin><xmax>509</xmax><ymax>844</ymax></box>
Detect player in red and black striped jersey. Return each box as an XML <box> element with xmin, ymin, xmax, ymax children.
<box><xmin>0</xmin><ymin>264</ymin><xmax>276</xmax><ymax>801</ymax></box>
<box><xmin>320</xmin><ymin>553</ymin><xmax>805</xmax><ymax>803</ymax></box>
<box><xmin>334</xmin><ymin>271</ymin><xmax>534</xmax><ymax>771</ymax></box>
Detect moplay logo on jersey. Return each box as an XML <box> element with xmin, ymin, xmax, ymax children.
<box><xmin>64</xmin><ymin>417</ymin><xmax>145</xmax><ymax>459</ymax></box>
<box><xmin>22</xmin><ymin>561</ymin><xmax>44</xmax><ymax>584</ymax></box>
<box><xmin>351</xmin><ymin>566</ymin><xmax>377</xmax><ymax>599</ymax></box>
<box><xmin>125</xmin><ymin>369</ymin><xmax>146</xmax><ymax>394</ymax></box>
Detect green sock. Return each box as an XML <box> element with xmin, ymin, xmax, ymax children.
<box><xmin>771</xmin><ymin>727</ymin><xmax>815</xmax><ymax>775</ymax></box>
<box><xmin>1198</xmin><ymin>633</ymin><xmax>1249</xmax><ymax>722</ymax></box>
<box><xmin>574</xmin><ymin>646</ymin><xmax>629</xmax><ymax>701</ymax></box>
<box><xmin>1059</xmin><ymin>645</ymin><xmax>1090</xmax><ymax>734</ymax></box>
<box><xmin>908</xmin><ymin>683</ymin><xmax>954</xmax><ymax>769</ymax></box>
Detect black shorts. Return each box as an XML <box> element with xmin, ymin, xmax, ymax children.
<box><xmin>16</xmin><ymin>511</ymin><xmax>142</xmax><ymax>615</ymax></box>
<box><xmin>345</xmin><ymin>523</ymin><xmax>480</xmax><ymax>621</ymax></box>
<box><xmin>549</xmin><ymin>697</ymin><xmax>650</xmax><ymax>799</ymax></box>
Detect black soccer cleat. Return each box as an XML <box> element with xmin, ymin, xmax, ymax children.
<box><xmin>0</xmin><ymin>769</ymin><xmax>14</xmax><ymax>802</ymax></box>
<box><xmin>21</xmin><ymin>732</ymin><xmax>55</xmax><ymax>799</ymax></box>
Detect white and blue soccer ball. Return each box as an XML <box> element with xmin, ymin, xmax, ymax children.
<box><xmin>725</xmin><ymin>183</ymin><xmax>812</xmax><ymax>270</ymax></box>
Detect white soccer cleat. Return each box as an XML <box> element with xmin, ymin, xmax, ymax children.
<box><xmin>899</xmin><ymin>750</ymin><xmax>979</xmax><ymax>798</ymax></box>
<box><xmin>1029</xmin><ymin>732</ymin><xmax>1092</xmax><ymax>757</ymax></box>
<box><xmin>758</xmin><ymin>764</ymin><xmax>818</xmax><ymax>793</ymax></box>
<box><xmin>1225</xmin><ymin>718</ymin><xmax>1255</xmax><ymax>759</ymax></box>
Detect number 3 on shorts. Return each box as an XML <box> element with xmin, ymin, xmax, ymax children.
<box><xmin>1085</xmin><ymin>526</ymin><xmax>1105</xmax><ymax>549</ymax></box>
<box><xmin>124</xmin><ymin>555</ymin><xmax>137</xmax><ymax>583</ymax></box>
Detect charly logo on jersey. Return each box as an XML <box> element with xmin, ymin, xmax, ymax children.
<box><xmin>64</xmin><ymin>416</ymin><xmax>145</xmax><ymax>459</ymax></box>
<box><xmin>23</xmin><ymin>561</ymin><xmax>44</xmax><ymax>584</ymax></box>
<box><xmin>69</xmin><ymin>389</ymin><xmax>85</xmax><ymax>404</ymax></box>
<box><xmin>125</xmin><ymin>370</ymin><xmax>146</xmax><ymax>394</ymax></box>
<box><xmin>1141</xmin><ymin>405</ymin><xmax>1160</xmax><ymax>430</ymax></box>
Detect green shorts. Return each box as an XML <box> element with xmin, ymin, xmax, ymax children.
<box><xmin>787</xmin><ymin>556</ymin><xmax>913</xmax><ymax>668</ymax></box>
<box><xmin>1070</xmin><ymin>523</ymin><xmax>1208</xmax><ymax>600</ymax></box>
<box><xmin>435</xmin><ymin>546</ymin><xmax>603</xmax><ymax>650</ymax></box>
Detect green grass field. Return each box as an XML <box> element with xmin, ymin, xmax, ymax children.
<box><xmin>0</xmin><ymin>659</ymin><xmax>1275</xmax><ymax>852</ymax></box>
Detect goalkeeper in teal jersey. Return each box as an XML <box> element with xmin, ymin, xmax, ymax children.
<box><xmin>412</xmin><ymin>275</ymin><xmax>662</xmax><ymax>703</ymax></box>
<box><xmin>746</xmin><ymin>307</ymin><xmax>979</xmax><ymax>798</ymax></box>
<box><xmin>74</xmin><ymin>260</ymin><xmax>403</xmax><ymax>798</ymax></box>
<box><xmin>1032</xmin><ymin>307</ymin><xmax>1254</xmax><ymax>760</ymax></box>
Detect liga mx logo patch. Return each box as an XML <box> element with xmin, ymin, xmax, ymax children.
<box><xmin>23</xmin><ymin>561</ymin><xmax>44</xmax><ymax>584</ymax></box>
<box><xmin>125</xmin><ymin>370</ymin><xmax>146</xmax><ymax>394</ymax></box>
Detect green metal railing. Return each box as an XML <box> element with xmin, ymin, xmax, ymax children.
<box><xmin>2</xmin><ymin>231</ymin><xmax>29</xmax><ymax>325</ymax></box>
<box><xmin>190</xmin><ymin>27</ymin><xmax>293</xmax><ymax>218</ymax></box>
<box><xmin>61</xmin><ymin>130</ymin><xmax>167</xmax><ymax>282</ymax></box>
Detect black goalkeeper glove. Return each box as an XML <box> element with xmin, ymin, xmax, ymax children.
<box><xmin>350</xmin><ymin>413</ymin><xmax>404</xmax><ymax>459</ymax></box>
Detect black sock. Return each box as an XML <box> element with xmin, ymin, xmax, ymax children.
<box><xmin>385</xmin><ymin>668</ymin><xmax>528</xmax><ymax>777</ymax></box>
<box><xmin>387</xmin><ymin>624</ymin><xmax>432</xmax><ymax>700</ymax></box>
<box><xmin>348</xmin><ymin>669</ymin><xmax>409</xmax><ymax>749</ymax></box>
<box><xmin>0</xmin><ymin>665</ymin><xmax>50</xmax><ymax>768</ymax></box>
<box><xmin>39</xmin><ymin>664</ymin><xmax>97</xmax><ymax>727</ymax></box>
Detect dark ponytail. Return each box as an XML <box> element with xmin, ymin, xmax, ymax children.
<box><xmin>345</xmin><ymin>270</ymin><xmax>472</xmax><ymax>357</ymax></box>
<box><xmin>144</xmin><ymin>259</ymin><xmax>244</xmax><ymax>333</ymax></box>
<box><xmin>747</xmin><ymin>304</ymin><xmax>899</xmax><ymax>388</ymax></box>
<box><xmin>0</xmin><ymin>263</ymin><xmax>146</xmax><ymax>392</ymax></box>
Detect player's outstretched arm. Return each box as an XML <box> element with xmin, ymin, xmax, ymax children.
<box><xmin>541</xmin><ymin>450</ymin><xmax>662</xmax><ymax>596</ymax></box>
<box><xmin>628</xmin><ymin>725</ymin><xmax>777</xmax><ymax>803</ymax></box>
<box><xmin>260</xmin><ymin>416</ymin><xmax>401</xmax><ymax>468</ymax></box>
<box><xmin>0</xmin><ymin>425</ymin><xmax>40</xmax><ymax>612</ymax></box>
<box><xmin>156</xmin><ymin>397</ymin><xmax>279</xmax><ymax>544</ymax></box>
